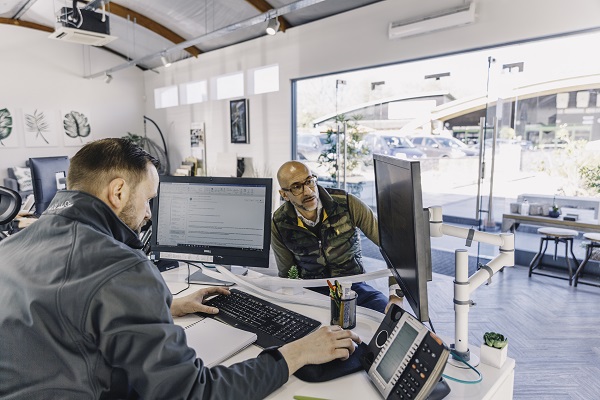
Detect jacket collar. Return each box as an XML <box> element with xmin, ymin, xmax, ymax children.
<box><xmin>44</xmin><ymin>190</ymin><xmax>144</xmax><ymax>249</ymax></box>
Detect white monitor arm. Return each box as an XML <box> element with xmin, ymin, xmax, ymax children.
<box><xmin>429</xmin><ymin>206</ymin><xmax>515</xmax><ymax>367</ymax></box>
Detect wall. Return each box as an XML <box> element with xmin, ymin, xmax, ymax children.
<box><xmin>143</xmin><ymin>0</ymin><xmax>600</xmax><ymax>184</ymax></box>
<box><xmin>0</xmin><ymin>24</ymin><xmax>146</xmax><ymax>182</ymax></box>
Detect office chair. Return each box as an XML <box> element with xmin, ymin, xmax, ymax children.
<box><xmin>0</xmin><ymin>186</ymin><xmax>22</xmax><ymax>240</ymax></box>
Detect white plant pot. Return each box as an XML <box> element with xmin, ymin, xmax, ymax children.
<box><xmin>480</xmin><ymin>343</ymin><xmax>508</xmax><ymax>368</ymax></box>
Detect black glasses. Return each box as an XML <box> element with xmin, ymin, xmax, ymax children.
<box><xmin>282</xmin><ymin>176</ymin><xmax>317</xmax><ymax>196</ymax></box>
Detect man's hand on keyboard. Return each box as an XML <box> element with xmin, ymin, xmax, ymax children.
<box><xmin>279</xmin><ymin>325</ymin><xmax>361</xmax><ymax>376</ymax></box>
<box><xmin>170</xmin><ymin>287</ymin><xmax>231</xmax><ymax>317</ymax></box>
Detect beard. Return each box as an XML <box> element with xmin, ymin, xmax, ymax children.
<box><xmin>292</xmin><ymin>194</ymin><xmax>318</xmax><ymax>212</ymax></box>
<box><xmin>119</xmin><ymin>200</ymin><xmax>143</xmax><ymax>233</ymax></box>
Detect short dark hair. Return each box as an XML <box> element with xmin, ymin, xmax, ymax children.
<box><xmin>67</xmin><ymin>138</ymin><xmax>160</xmax><ymax>195</ymax></box>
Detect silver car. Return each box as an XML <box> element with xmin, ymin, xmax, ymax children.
<box><xmin>410</xmin><ymin>135</ymin><xmax>478</xmax><ymax>158</ymax></box>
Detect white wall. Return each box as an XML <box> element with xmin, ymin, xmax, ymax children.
<box><xmin>143</xmin><ymin>0</ymin><xmax>600</xmax><ymax>182</ymax></box>
<box><xmin>0</xmin><ymin>24</ymin><xmax>146</xmax><ymax>182</ymax></box>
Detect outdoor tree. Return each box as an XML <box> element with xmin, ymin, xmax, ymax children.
<box><xmin>318</xmin><ymin>114</ymin><xmax>369</xmax><ymax>181</ymax></box>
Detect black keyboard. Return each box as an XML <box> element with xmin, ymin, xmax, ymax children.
<box><xmin>201</xmin><ymin>289</ymin><xmax>321</xmax><ymax>348</ymax></box>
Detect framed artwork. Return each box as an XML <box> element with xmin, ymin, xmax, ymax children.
<box><xmin>0</xmin><ymin>106</ymin><xmax>21</xmax><ymax>148</ymax></box>
<box><xmin>230</xmin><ymin>99</ymin><xmax>249</xmax><ymax>144</ymax></box>
<box><xmin>62</xmin><ymin>109</ymin><xmax>93</xmax><ymax>146</ymax></box>
<box><xmin>22</xmin><ymin>108</ymin><xmax>59</xmax><ymax>147</ymax></box>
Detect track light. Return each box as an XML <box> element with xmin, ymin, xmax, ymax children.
<box><xmin>104</xmin><ymin>73</ymin><xmax>113</xmax><ymax>84</ymax></box>
<box><xmin>160</xmin><ymin>53</ymin><xmax>171</xmax><ymax>68</ymax></box>
<box><xmin>266</xmin><ymin>17</ymin><xmax>280</xmax><ymax>35</ymax></box>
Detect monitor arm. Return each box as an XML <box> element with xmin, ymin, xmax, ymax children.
<box><xmin>429</xmin><ymin>206</ymin><xmax>514</xmax><ymax>367</ymax></box>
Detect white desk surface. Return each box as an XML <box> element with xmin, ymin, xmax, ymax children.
<box><xmin>162</xmin><ymin>267</ymin><xmax>514</xmax><ymax>400</ymax></box>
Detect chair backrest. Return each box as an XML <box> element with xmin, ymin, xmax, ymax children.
<box><xmin>0</xmin><ymin>186</ymin><xmax>22</xmax><ymax>226</ymax></box>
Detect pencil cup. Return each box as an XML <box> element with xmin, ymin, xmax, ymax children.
<box><xmin>330</xmin><ymin>293</ymin><xmax>357</xmax><ymax>329</ymax></box>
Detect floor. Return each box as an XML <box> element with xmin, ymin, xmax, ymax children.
<box><xmin>359</xmin><ymin>253</ymin><xmax>600</xmax><ymax>400</ymax></box>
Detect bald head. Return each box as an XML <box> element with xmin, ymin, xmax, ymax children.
<box><xmin>276</xmin><ymin>161</ymin><xmax>312</xmax><ymax>188</ymax></box>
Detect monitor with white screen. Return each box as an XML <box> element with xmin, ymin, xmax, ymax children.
<box><xmin>150</xmin><ymin>175</ymin><xmax>272</xmax><ymax>269</ymax></box>
<box><xmin>373</xmin><ymin>154</ymin><xmax>432</xmax><ymax>323</ymax></box>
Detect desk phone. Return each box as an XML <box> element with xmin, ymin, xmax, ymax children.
<box><xmin>361</xmin><ymin>305</ymin><xmax>450</xmax><ymax>400</ymax></box>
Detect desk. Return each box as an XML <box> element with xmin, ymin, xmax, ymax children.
<box><xmin>162</xmin><ymin>267</ymin><xmax>515</xmax><ymax>400</ymax></box>
<box><xmin>502</xmin><ymin>213</ymin><xmax>600</xmax><ymax>234</ymax></box>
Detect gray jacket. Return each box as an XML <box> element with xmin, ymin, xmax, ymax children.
<box><xmin>0</xmin><ymin>190</ymin><xmax>288</xmax><ymax>399</ymax></box>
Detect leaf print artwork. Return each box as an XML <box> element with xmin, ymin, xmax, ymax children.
<box><xmin>0</xmin><ymin>108</ymin><xmax>13</xmax><ymax>146</ymax></box>
<box><xmin>63</xmin><ymin>111</ymin><xmax>91</xmax><ymax>143</ymax></box>
<box><xmin>25</xmin><ymin>109</ymin><xmax>50</xmax><ymax>144</ymax></box>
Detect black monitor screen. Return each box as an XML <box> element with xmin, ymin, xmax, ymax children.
<box><xmin>374</xmin><ymin>154</ymin><xmax>431</xmax><ymax>322</ymax></box>
<box><xmin>150</xmin><ymin>175</ymin><xmax>272</xmax><ymax>268</ymax></box>
<box><xmin>29</xmin><ymin>156</ymin><xmax>70</xmax><ymax>216</ymax></box>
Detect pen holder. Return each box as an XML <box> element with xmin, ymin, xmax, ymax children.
<box><xmin>330</xmin><ymin>294</ymin><xmax>357</xmax><ymax>329</ymax></box>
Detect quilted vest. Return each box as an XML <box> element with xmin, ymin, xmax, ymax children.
<box><xmin>272</xmin><ymin>186</ymin><xmax>364</xmax><ymax>279</ymax></box>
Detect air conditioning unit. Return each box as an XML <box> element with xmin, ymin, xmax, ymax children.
<box><xmin>49</xmin><ymin>7</ymin><xmax>117</xmax><ymax>46</ymax></box>
<box><xmin>389</xmin><ymin>2</ymin><xmax>476</xmax><ymax>39</ymax></box>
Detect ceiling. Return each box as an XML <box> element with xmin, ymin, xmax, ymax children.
<box><xmin>0</xmin><ymin>0</ymin><xmax>384</xmax><ymax>75</ymax></box>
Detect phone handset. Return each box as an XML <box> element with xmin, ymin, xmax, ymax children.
<box><xmin>361</xmin><ymin>305</ymin><xmax>450</xmax><ymax>400</ymax></box>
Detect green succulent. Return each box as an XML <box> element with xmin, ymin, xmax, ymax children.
<box><xmin>483</xmin><ymin>332</ymin><xmax>508</xmax><ymax>349</ymax></box>
<box><xmin>287</xmin><ymin>265</ymin><xmax>300</xmax><ymax>279</ymax></box>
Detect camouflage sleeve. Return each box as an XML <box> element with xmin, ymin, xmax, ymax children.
<box><xmin>270</xmin><ymin>219</ymin><xmax>296</xmax><ymax>278</ymax></box>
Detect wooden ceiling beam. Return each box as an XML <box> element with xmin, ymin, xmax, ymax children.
<box><xmin>0</xmin><ymin>17</ymin><xmax>53</xmax><ymax>33</ymax></box>
<box><xmin>243</xmin><ymin>0</ymin><xmax>291</xmax><ymax>32</ymax></box>
<box><xmin>106</xmin><ymin>2</ymin><xmax>202</xmax><ymax>57</ymax></box>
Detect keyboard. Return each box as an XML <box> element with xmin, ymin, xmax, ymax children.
<box><xmin>201</xmin><ymin>289</ymin><xmax>321</xmax><ymax>348</ymax></box>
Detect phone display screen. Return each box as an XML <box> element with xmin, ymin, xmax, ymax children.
<box><xmin>376</xmin><ymin>323</ymin><xmax>419</xmax><ymax>382</ymax></box>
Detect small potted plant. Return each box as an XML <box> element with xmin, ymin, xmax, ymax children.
<box><xmin>480</xmin><ymin>331</ymin><xmax>508</xmax><ymax>368</ymax></box>
<box><xmin>549</xmin><ymin>197</ymin><xmax>561</xmax><ymax>218</ymax></box>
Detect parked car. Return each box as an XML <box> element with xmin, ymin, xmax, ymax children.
<box><xmin>409</xmin><ymin>135</ymin><xmax>478</xmax><ymax>158</ymax></box>
<box><xmin>297</xmin><ymin>133</ymin><xmax>328</xmax><ymax>161</ymax></box>
<box><xmin>363</xmin><ymin>132</ymin><xmax>427</xmax><ymax>159</ymax></box>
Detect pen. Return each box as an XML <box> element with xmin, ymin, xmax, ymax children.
<box><xmin>293</xmin><ymin>396</ymin><xmax>331</xmax><ymax>400</ymax></box>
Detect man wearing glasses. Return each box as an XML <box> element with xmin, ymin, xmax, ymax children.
<box><xmin>271</xmin><ymin>160</ymin><xmax>403</xmax><ymax>313</ymax></box>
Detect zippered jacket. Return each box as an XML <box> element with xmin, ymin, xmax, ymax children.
<box><xmin>0</xmin><ymin>190</ymin><xmax>288</xmax><ymax>399</ymax></box>
<box><xmin>271</xmin><ymin>186</ymin><xmax>379</xmax><ymax>279</ymax></box>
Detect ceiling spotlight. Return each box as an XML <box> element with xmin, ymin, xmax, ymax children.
<box><xmin>160</xmin><ymin>53</ymin><xmax>172</xmax><ymax>68</ymax></box>
<box><xmin>266</xmin><ymin>17</ymin><xmax>280</xmax><ymax>35</ymax></box>
<box><xmin>104</xmin><ymin>73</ymin><xmax>113</xmax><ymax>84</ymax></box>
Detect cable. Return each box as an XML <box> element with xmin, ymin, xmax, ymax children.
<box><xmin>442</xmin><ymin>351</ymin><xmax>483</xmax><ymax>384</ymax></box>
<box><xmin>171</xmin><ymin>263</ymin><xmax>191</xmax><ymax>296</ymax></box>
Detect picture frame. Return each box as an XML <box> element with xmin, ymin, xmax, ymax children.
<box><xmin>230</xmin><ymin>99</ymin><xmax>249</xmax><ymax>144</ymax></box>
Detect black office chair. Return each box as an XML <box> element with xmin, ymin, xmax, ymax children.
<box><xmin>0</xmin><ymin>186</ymin><xmax>22</xmax><ymax>240</ymax></box>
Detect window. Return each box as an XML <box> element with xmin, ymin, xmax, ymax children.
<box><xmin>214</xmin><ymin>72</ymin><xmax>244</xmax><ymax>100</ymax></box>
<box><xmin>249</xmin><ymin>64</ymin><xmax>279</xmax><ymax>95</ymax></box>
<box><xmin>180</xmin><ymin>80</ymin><xmax>208</xmax><ymax>105</ymax></box>
<box><xmin>154</xmin><ymin>86</ymin><xmax>179</xmax><ymax>109</ymax></box>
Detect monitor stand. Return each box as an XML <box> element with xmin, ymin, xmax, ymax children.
<box><xmin>187</xmin><ymin>264</ymin><xmax>246</xmax><ymax>286</ymax></box>
<box><xmin>222</xmin><ymin>265</ymin><xmax>249</xmax><ymax>276</ymax></box>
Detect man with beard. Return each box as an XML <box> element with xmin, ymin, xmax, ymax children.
<box><xmin>271</xmin><ymin>161</ymin><xmax>403</xmax><ymax>313</ymax></box>
<box><xmin>0</xmin><ymin>139</ymin><xmax>360</xmax><ymax>400</ymax></box>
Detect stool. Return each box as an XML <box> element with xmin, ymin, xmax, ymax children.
<box><xmin>573</xmin><ymin>232</ymin><xmax>600</xmax><ymax>288</ymax></box>
<box><xmin>528</xmin><ymin>227</ymin><xmax>580</xmax><ymax>285</ymax></box>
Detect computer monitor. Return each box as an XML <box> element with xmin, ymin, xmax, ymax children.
<box><xmin>29</xmin><ymin>156</ymin><xmax>70</xmax><ymax>216</ymax></box>
<box><xmin>373</xmin><ymin>154</ymin><xmax>432</xmax><ymax>323</ymax></box>
<box><xmin>150</xmin><ymin>175</ymin><xmax>272</xmax><ymax>269</ymax></box>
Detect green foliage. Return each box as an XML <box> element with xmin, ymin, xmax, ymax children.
<box><xmin>318</xmin><ymin>114</ymin><xmax>369</xmax><ymax>180</ymax></box>
<box><xmin>483</xmin><ymin>332</ymin><xmax>508</xmax><ymax>349</ymax></box>
<box><xmin>124</xmin><ymin>132</ymin><xmax>145</xmax><ymax>145</ymax></box>
<box><xmin>0</xmin><ymin>108</ymin><xmax>13</xmax><ymax>146</ymax></box>
<box><xmin>579</xmin><ymin>164</ymin><xmax>600</xmax><ymax>195</ymax></box>
<box><xmin>287</xmin><ymin>265</ymin><xmax>300</xmax><ymax>279</ymax></box>
<box><xmin>63</xmin><ymin>111</ymin><xmax>91</xmax><ymax>142</ymax></box>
